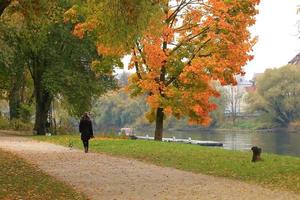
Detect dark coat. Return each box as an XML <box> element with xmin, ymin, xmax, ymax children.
<box><xmin>79</xmin><ymin>119</ymin><xmax>94</xmax><ymax>140</ymax></box>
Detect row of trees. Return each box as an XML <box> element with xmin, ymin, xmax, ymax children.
<box><xmin>0</xmin><ymin>1</ymin><xmax>120</xmax><ymax>134</ymax></box>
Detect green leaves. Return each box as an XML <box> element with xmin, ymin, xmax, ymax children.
<box><xmin>0</xmin><ymin>0</ymin><xmax>121</xmax><ymax>122</ymax></box>
<box><xmin>92</xmin><ymin>88</ymin><xmax>148</xmax><ymax>131</ymax></box>
<box><xmin>67</xmin><ymin>0</ymin><xmax>161</xmax><ymax>48</ymax></box>
<box><xmin>248</xmin><ymin>65</ymin><xmax>300</xmax><ymax>126</ymax></box>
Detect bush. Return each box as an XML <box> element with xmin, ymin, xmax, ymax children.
<box><xmin>19</xmin><ymin>104</ymin><xmax>34</xmax><ymax>122</ymax></box>
<box><xmin>0</xmin><ymin>117</ymin><xmax>33</xmax><ymax>131</ymax></box>
<box><xmin>56</xmin><ymin>120</ymin><xmax>77</xmax><ymax>135</ymax></box>
<box><xmin>0</xmin><ymin>117</ymin><xmax>10</xmax><ymax>129</ymax></box>
<box><xmin>9</xmin><ymin>119</ymin><xmax>33</xmax><ymax>131</ymax></box>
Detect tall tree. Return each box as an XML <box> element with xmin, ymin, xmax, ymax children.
<box><xmin>126</xmin><ymin>0</ymin><xmax>260</xmax><ymax>140</ymax></box>
<box><xmin>0</xmin><ymin>0</ymin><xmax>120</xmax><ymax>134</ymax></box>
<box><xmin>0</xmin><ymin>7</ymin><xmax>34</xmax><ymax>121</ymax></box>
<box><xmin>65</xmin><ymin>0</ymin><xmax>260</xmax><ymax>140</ymax></box>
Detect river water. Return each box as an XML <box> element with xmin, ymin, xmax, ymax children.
<box><xmin>136</xmin><ymin>130</ymin><xmax>300</xmax><ymax>157</ymax></box>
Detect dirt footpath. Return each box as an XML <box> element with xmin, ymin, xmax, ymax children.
<box><xmin>0</xmin><ymin>134</ymin><xmax>299</xmax><ymax>200</ymax></box>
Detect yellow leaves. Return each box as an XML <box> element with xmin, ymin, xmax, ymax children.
<box><xmin>91</xmin><ymin>60</ymin><xmax>101</xmax><ymax>69</ymax></box>
<box><xmin>128</xmin><ymin>73</ymin><xmax>140</xmax><ymax>83</ymax></box>
<box><xmin>91</xmin><ymin>60</ymin><xmax>112</xmax><ymax>77</ymax></box>
<box><xmin>164</xmin><ymin>88</ymin><xmax>175</xmax><ymax>98</ymax></box>
<box><xmin>96</xmin><ymin>43</ymin><xmax>126</xmax><ymax>56</ymax></box>
<box><xmin>63</xmin><ymin>6</ymin><xmax>78</xmax><ymax>23</ymax></box>
<box><xmin>85</xmin><ymin>20</ymin><xmax>97</xmax><ymax>32</ymax></box>
<box><xmin>145</xmin><ymin>109</ymin><xmax>156</xmax><ymax>123</ymax></box>
<box><xmin>72</xmin><ymin>20</ymin><xmax>97</xmax><ymax>39</ymax></box>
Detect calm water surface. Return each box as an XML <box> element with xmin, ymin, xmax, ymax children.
<box><xmin>137</xmin><ymin>130</ymin><xmax>300</xmax><ymax>157</ymax></box>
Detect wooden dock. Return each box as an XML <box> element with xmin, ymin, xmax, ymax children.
<box><xmin>132</xmin><ymin>135</ymin><xmax>223</xmax><ymax>147</ymax></box>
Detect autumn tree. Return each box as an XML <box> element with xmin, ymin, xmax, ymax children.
<box><xmin>125</xmin><ymin>0</ymin><xmax>260</xmax><ymax>140</ymax></box>
<box><xmin>68</xmin><ymin>0</ymin><xmax>259</xmax><ymax>140</ymax></box>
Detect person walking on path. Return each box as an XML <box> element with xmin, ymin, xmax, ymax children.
<box><xmin>79</xmin><ymin>112</ymin><xmax>94</xmax><ymax>153</ymax></box>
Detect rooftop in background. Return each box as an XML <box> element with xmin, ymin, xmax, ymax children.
<box><xmin>288</xmin><ymin>52</ymin><xmax>300</xmax><ymax>65</ymax></box>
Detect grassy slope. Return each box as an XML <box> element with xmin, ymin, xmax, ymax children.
<box><xmin>33</xmin><ymin>135</ymin><xmax>300</xmax><ymax>193</ymax></box>
<box><xmin>0</xmin><ymin>149</ymin><xmax>86</xmax><ymax>200</ymax></box>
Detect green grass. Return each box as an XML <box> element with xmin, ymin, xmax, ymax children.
<box><xmin>0</xmin><ymin>149</ymin><xmax>86</xmax><ymax>200</ymax></box>
<box><xmin>33</xmin><ymin>135</ymin><xmax>300</xmax><ymax>193</ymax></box>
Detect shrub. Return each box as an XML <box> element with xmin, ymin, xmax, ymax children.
<box><xmin>56</xmin><ymin>120</ymin><xmax>77</xmax><ymax>135</ymax></box>
<box><xmin>9</xmin><ymin>119</ymin><xmax>33</xmax><ymax>131</ymax></box>
<box><xmin>0</xmin><ymin>117</ymin><xmax>10</xmax><ymax>129</ymax></box>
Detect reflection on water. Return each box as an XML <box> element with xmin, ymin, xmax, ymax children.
<box><xmin>136</xmin><ymin>130</ymin><xmax>300</xmax><ymax>157</ymax></box>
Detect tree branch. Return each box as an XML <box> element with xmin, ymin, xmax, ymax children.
<box><xmin>165</xmin><ymin>38</ymin><xmax>212</xmax><ymax>87</ymax></box>
<box><xmin>187</xmin><ymin>38</ymin><xmax>211</xmax><ymax>65</ymax></box>
<box><xmin>132</xmin><ymin>48</ymin><xmax>143</xmax><ymax>80</ymax></box>
<box><xmin>135</xmin><ymin>41</ymin><xmax>151</xmax><ymax>72</ymax></box>
<box><xmin>169</xmin><ymin>26</ymin><xmax>210</xmax><ymax>55</ymax></box>
<box><xmin>166</xmin><ymin>0</ymin><xmax>188</xmax><ymax>24</ymax></box>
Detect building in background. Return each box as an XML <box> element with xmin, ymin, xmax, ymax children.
<box><xmin>223</xmin><ymin>75</ymin><xmax>254</xmax><ymax>118</ymax></box>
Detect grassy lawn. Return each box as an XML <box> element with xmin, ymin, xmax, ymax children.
<box><xmin>0</xmin><ymin>149</ymin><xmax>86</xmax><ymax>200</ymax></box>
<box><xmin>33</xmin><ymin>135</ymin><xmax>300</xmax><ymax>193</ymax></box>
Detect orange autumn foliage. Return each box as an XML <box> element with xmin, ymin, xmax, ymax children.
<box><xmin>68</xmin><ymin>0</ymin><xmax>260</xmax><ymax>128</ymax></box>
<box><xmin>128</xmin><ymin>0</ymin><xmax>260</xmax><ymax>126</ymax></box>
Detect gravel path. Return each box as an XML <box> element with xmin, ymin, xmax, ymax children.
<box><xmin>0</xmin><ymin>133</ymin><xmax>299</xmax><ymax>200</ymax></box>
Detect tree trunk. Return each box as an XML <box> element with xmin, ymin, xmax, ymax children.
<box><xmin>8</xmin><ymin>69</ymin><xmax>24</xmax><ymax>120</ymax></box>
<box><xmin>34</xmin><ymin>78</ymin><xmax>52</xmax><ymax>135</ymax></box>
<box><xmin>154</xmin><ymin>107</ymin><xmax>164</xmax><ymax>141</ymax></box>
<box><xmin>9</xmin><ymin>87</ymin><xmax>21</xmax><ymax>120</ymax></box>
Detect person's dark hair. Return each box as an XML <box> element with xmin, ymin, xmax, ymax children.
<box><xmin>81</xmin><ymin>112</ymin><xmax>90</xmax><ymax>120</ymax></box>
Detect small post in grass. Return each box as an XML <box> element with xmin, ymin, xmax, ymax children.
<box><xmin>251</xmin><ymin>146</ymin><xmax>262</xmax><ymax>162</ymax></box>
